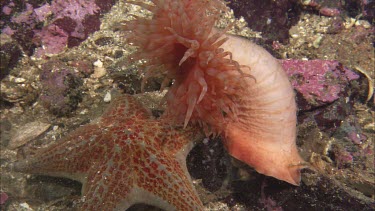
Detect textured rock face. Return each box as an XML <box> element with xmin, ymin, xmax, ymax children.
<box><xmin>0</xmin><ymin>38</ymin><xmax>22</xmax><ymax>80</ymax></box>
<box><xmin>228</xmin><ymin>0</ymin><xmax>300</xmax><ymax>43</ymax></box>
<box><xmin>1</xmin><ymin>0</ymin><xmax>116</xmax><ymax>57</ymax></box>
<box><xmin>228</xmin><ymin>0</ymin><xmax>374</xmax><ymax>45</ymax></box>
<box><xmin>39</xmin><ymin>60</ymin><xmax>83</xmax><ymax>116</ymax></box>
<box><xmin>280</xmin><ymin>58</ymin><xmax>374</xmax><ymax>208</ymax></box>
<box><xmin>281</xmin><ymin>59</ymin><xmax>360</xmax><ymax>111</ymax></box>
<box><xmin>0</xmin><ymin>0</ymin><xmax>373</xmax><ymax>210</ymax></box>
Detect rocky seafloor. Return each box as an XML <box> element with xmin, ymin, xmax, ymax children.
<box><xmin>0</xmin><ymin>0</ymin><xmax>374</xmax><ymax>210</ymax></box>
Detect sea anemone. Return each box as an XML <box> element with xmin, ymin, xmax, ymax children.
<box><xmin>121</xmin><ymin>0</ymin><xmax>304</xmax><ymax>185</ymax></box>
<box><xmin>221</xmin><ymin>36</ymin><xmax>304</xmax><ymax>185</ymax></box>
<box><xmin>121</xmin><ymin>0</ymin><xmax>249</xmax><ymax>135</ymax></box>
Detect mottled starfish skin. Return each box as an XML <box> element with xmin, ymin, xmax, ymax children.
<box><xmin>12</xmin><ymin>94</ymin><xmax>204</xmax><ymax>211</ymax></box>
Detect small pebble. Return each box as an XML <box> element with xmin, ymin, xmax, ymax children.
<box><xmin>291</xmin><ymin>34</ymin><xmax>299</xmax><ymax>38</ymax></box>
<box><xmin>355</xmin><ymin>20</ymin><xmax>371</xmax><ymax>29</ymax></box>
<box><xmin>80</xmin><ymin>108</ymin><xmax>89</xmax><ymax>115</ymax></box>
<box><xmin>92</xmin><ymin>60</ymin><xmax>106</xmax><ymax>78</ymax></box>
<box><xmin>20</xmin><ymin>202</ymin><xmax>32</xmax><ymax>210</ymax></box>
<box><xmin>9</xmin><ymin>121</ymin><xmax>51</xmax><ymax>149</ymax></box>
<box><xmin>313</xmin><ymin>35</ymin><xmax>323</xmax><ymax>48</ymax></box>
<box><xmin>104</xmin><ymin>91</ymin><xmax>111</xmax><ymax>102</ymax></box>
<box><xmin>14</xmin><ymin>77</ymin><xmax>26</xmax><ymax>83</ymax></box>
<box><xmin>93</xmin><ymin>59</ymin><xmax>103</xmax><ymax>68</ymax></box>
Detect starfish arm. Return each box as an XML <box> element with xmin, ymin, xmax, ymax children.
<box><xmin>133</xmin><ymin>150</ymin><xmax>204</xmax><ymax>211</ymax></box>
<box><xmin>80</xmin><ymin>152</ymin><xmax>134</xmax><ymax>210</ymax></box>
<box><xmin>162</xmin><ymin>126</ymin><xmax>202</xmax><ymax>154</ymax></box>
<box><xmin>100</xmin><ymin>94</ymin><xmax>153</xmax><ymax>126</ymax></box>
<box><xmin>132</xmin><ymin>123</ymin><xmax>204</xmax><ymax>210</ymax></box>
<box><xmin>80</xmin><ymin>138</ymin><xmax>204</xmax><ymax>211</ymax></box>
<box><xmin>11</xmin><ymin>124</ymin><xmax>103</xmax><ymax>183</ymax></box>
<box><xmin>162</xmin><ymin>125</ymin><xmax>204</xmax><ymax>164</ymax></box>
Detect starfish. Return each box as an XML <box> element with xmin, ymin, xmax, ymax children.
<box><xmin>11</xmin><ymin>94</ymin><xmax>205</xmax><ymax>210</ymax></box>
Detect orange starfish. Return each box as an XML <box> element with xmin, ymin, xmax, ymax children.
<box><xmin>12</xmin><ymin>94</ymin><xmax>204</xmax><ymax>210</ymax></box>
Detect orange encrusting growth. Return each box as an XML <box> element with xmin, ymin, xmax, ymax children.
<box><xmin>121</xmin><ymin>0</ymin><xmax>250</xmax><ymax>135</ymax></box>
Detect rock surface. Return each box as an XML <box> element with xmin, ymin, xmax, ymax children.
<box><xmin>0</xmin><ymin>0</ymin><xmax>373</xmax><ymax>210</ymax></box>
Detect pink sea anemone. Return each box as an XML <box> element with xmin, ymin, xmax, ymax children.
<box><xmin>121</xmin><ymin>0</ymin><xmax>304</xmax><ymax>185</ymax></box>
<box><xmin>121</xmin><ymin>0</ymin><xmax>248</xmax><ymax>135</ymax></box>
